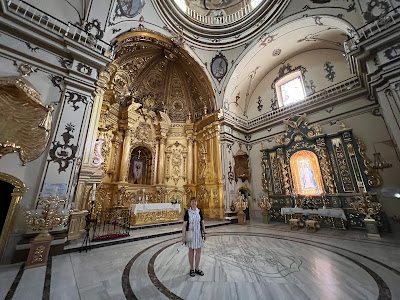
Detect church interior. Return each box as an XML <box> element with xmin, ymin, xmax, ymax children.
<box><xmin>0</xmin><ymin>0</ymin><xmax>400</xmax><ymax>299</ymax></box>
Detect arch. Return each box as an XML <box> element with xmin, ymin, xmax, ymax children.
<box><xmin>223</xmin><ymin>15</ymin><xmax>358</xmax><ymax>114</ymax></box>
<box><xmin>129</xmin><ymin>146</ymin><xmax>153</xmax><ymax>185</ymax></box>
<box><xmin>290</xmin><ymin>150</ymin><xmax>324</xmax><ymax>196</ymax></box>
<box><xmin>0</xmin><ymin>172</ymin><xmax>26</xmax><ymax>262</ymax></box>
<box><xmin>107</xmin><ymin>29</ymin><xmax>216</xmax><ymax>121</ymax></box>
<box><xmin>128</xmin><ymin>142</ymin><xmax>156</xmax><ymax>185</ymax></box>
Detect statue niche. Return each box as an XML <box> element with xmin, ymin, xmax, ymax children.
<box><xmin>233</xmin><ymin>144</ymin><xmax>251</xmax><ymax>182</ymax></box>
<box><xmin>128</xmin><ymin>146</ymin><xmax>152</xmax><ymax>185</ymax></box>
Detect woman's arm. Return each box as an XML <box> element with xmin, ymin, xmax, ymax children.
<box><xmin>201</xmin><ymin>220</ymin><xmax>206</xmax><ymax>240</ymax></box>
<box><xmin>182</xmin><ymin>221</ymin><xmax>187</xmax><ymax>243</ymax></box>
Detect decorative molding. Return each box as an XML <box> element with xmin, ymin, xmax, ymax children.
<box><xmin>65</xmin><ymin>91</ymin><xmax>88</xmax><ymax>111</ymax></box>
<box><xmin>0</xmin><ymin>76</ymin><xmax>53</xmax><ymax>164</ymax></box>
<box><xmin>49</xmin><ymin>123</ymin><xmax>78</xmax><ymax>173</ymax></box>
<box><xmin>76</xmin><ymin>63</ymin><xmax>93</xmax><ymax>76</ymax></box>
<box><xmin>48</xmin><ymin>75</ymin><xmax>63</xmax><ymax>93</ymax></box>
<box><xmin>324</xmin><ymin>61</ymin><xmax>335</xmax><ymax>82</ymax></box>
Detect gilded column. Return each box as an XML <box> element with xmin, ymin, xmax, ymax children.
<box><xmin>82</xmin><ymin>65</ymin><xmax>117</xmax><ymax>165</ymax></box>
<box><xmin>158</xmin><ymin>138</ymin><xmax>166</xmax><ymax>184</ymax></box>
<box><xmin>208</xmin><ymin>129</ymin><xmax>214</xmax><ymax>182</ymax></box>
<box><xmin>193</xmin><ymin>139</ymin><xmax>198</xmax><ymax>184</ymax></box>
<box><xmin>214</xmin><ymin>125</ymin><xmax>223</xmax><ymax>183</ymax></box>
<box><xmin>153</xmin><ymin>138</ymin><xmax>160</xmax><ymax>185</ymax></box>
<box><xmin>106</xmin><ymin>131</ymin><xmax>121</xmax><ymax>179</ymax></box>
<box><xmin>316</xmin><ymin>138</ymin><xmax>338</xmax><ymax>194</ymax></box>
<box><xmin>187</xmin><ymin>138</ymin><xmax>194</xmax><ymax>183</ymax></box>
<box><xmin>277</xmin><ymin>148</ymin><xmax>290</xmax><ymax>195</ymax></box>
<box><xmin>119</xmin><ymin>130</ymin><xmax>131</xmax><ymax>182</ymax></box>
<box><xmin>185</xmin><ymin>119</ymin><xmax>194</xmax><ymax>184</ymax></box>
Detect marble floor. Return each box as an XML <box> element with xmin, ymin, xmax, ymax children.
<box><xmin>2</xmin><ymin>221</ymin><xmax>400</xmax><ymax>300</ymax></box>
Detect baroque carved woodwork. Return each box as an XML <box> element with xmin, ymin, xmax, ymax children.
<box><xmin>0</xmin><ymin>77</ymin><xmax>53</xmax><ymax>164</ymax></box>
<box><xmin>260</xmin><ymin>114</ymin><xmax>385</xmax><ymax>229</ymax></box>
<box><xmin>109</xmin><ymin>29</ymin><xmax>215</xmax><ymax>123</ymax></box>
<box><xmin>233</xmin><ymin>144</ymin><xmax>251</xmax><ymax>182</ymax></box>
<box><xmin>165</xmin><ymin>141</ymin><xmax>187</xmax><ymax>185</ymax></box>
<box><xmin>76</xmin><ymin>30</ymin><xmax>225</xmax><ymax>222</ymax></box>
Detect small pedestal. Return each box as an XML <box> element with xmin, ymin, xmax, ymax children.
<box><xmin>364</xmin><ymin>218</ymin><xmax>380</xmax><ymax>238</ymax></box>
<box><xmin>25</xmin><ymin>232</ymin><xmax>53</xmax><ymax>269</ymax></box>
<box><xmin>261</xmin><ymin>211</ymin><xmax>271</xmax><ymax>224</ymax></box>
<box><xmin>238</xmin><ymin>211</ymin><xmax>246</xmax><ymax>225</ymax></box>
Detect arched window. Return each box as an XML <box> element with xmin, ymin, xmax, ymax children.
<box><xmin>275</xmin><ymin>70</ymin><xmax>306</xmax><ymax>107</ymax></box>
<box><xmin>129</xmin><ymin>146</ymin><xmax>152</xmax><ymax>185</ymax></box>
<box><xmin>290</xmin><ymin>150</ymin><xmax>324</xmax><ymax>196</ymax></box>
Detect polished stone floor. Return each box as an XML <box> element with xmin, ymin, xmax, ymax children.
<box><xmin>2</xmin><ymin>221</ymin><xmax>400</xmax><ymax>300</ymax></box>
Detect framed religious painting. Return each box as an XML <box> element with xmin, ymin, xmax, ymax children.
<box><xmin>211</xmin><ymin>52</ymin><xmax>228</xmax><ymax>82</ymax></box>
<box><xmin>117</xmin><ymin>0</ymin><xmax>145</xmax><ymax>18</ymax></box>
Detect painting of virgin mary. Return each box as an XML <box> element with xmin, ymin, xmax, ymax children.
<box><xmin>290</xmin><ymin>150</ymin><xmax>324</xmax><ymax>196</ymax></box>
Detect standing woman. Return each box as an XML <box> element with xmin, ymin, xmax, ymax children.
<box><xmin>182</xmin><ymin>197</ymin><xmax>206</xmax><ymax>277</ymax></box>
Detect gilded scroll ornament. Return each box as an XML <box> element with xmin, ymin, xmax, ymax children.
<box><xmin>356</xmin><ymin>138</ymin><xmax>382</xmax><ymax>187</ymax></box>
<box><xmin>315</xmin><ymin>145</ymin><xmax>337</xmax><ymax>194</ymax></box>
<box><xmin>277</xmin><ymin>148</ymin><xmax>290</xmax><ymax>195</ymax></box>
<box><xmin>331</xmin><ymin>138</ymin><xmax>355</xmax><ymax>192</ymax></box>
<box><xmin>0</xmin><ymin>141</ymin><xmax>21</xmax><ymax>158</ymax></box>
<box><xmin>270</xmin><ymin>152</ymin><xmax>282</xmax><ymax>194</ymax></box>
<box><xmin>0</xmin><ymin>77</ymin><xmax>53</xmax><ymax>164</ymax></box>
<box><xmin>233</xmin><ymin>144</ymin><xmax>251</xmax><ymax>183</ymax></box>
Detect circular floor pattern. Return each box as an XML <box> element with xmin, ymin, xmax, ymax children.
<box><xmin>123</xmin><ymin>232</ymin><xmax>395</xmax><ymax>300</ymax></box>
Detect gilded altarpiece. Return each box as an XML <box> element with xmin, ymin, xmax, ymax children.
<box><xmin>261</xmin><ymin>115</ymin><xmax>388</xmax><ymax>231</ymax></box>
<box><xmin>72</xmin><ymin>30</ymin><xmax>223</xmax><ymax>231</ymax></box>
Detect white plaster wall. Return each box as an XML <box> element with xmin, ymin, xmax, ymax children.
<box><xmin>0</xmin><ymin>56</ymin><xmax>64</xmax><ymax>262</ymax></box>
<box><xmin>280</xmin><ymin>0</ymin><xmax>364</xmax><ymax>28</ymax></box>
<box><xmin>24</xmin><ymin>0</ymin><xmax>85</xmax><ymax>25</ymax></box>
<box><xmin>244</xmin><ymin>49</ymin><xmax>353</xmax><ymax>119</ymax></box>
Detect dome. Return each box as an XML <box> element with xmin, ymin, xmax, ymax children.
<box><xmin>154</xmin><ymin>0</ymin><xmax>291</xmax><ymax>49</ymax></box>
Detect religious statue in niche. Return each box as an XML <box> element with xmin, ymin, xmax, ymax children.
<box><xmin>233</xmin><ymin>144</ymin><xmax>251</xmax><ymax>182</ymax></box>
<box><xmin>290</xmin><ymin>150</ymin><xmax>324</xmax><ymax>196</ymax></box>
<box><xmin>133</xmin><ymin>160</ymin><xmax>143</xmax><ymax>184</ymax></box>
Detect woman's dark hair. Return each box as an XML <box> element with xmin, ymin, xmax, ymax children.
<box><xmin>190</xmin><ymin>197</ymin><xmax>197</xmax><ymax>202</ymax></box>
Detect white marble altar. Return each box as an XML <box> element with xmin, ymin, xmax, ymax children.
<box><xmin>130</xmin><ymin>203</ymin><xmax>181</xmax><ymax>215</ymax></box>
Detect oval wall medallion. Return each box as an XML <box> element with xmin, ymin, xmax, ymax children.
<box><xmin>118</xmin><ymin>0</ymin><xmax>145</xmax><ymax>18</ymax></box>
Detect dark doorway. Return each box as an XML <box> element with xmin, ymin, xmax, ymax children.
<box><xmin>0</xmin><ymin>180</ymin><xmax>14</xmax><ymax>235</ymax></box>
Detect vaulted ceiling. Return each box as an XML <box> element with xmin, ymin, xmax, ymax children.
<box><xmin>109</xmin><ymin>30</ymin><xmax>215</xmax><ymax>122</ymax></box>
<box><xmin>225</xmin><ymin>16</ymin><xmax>352</xmax><ymax>109</ymax></box>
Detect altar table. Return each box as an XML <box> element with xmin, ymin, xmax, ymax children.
<box><xmin>280</xmin><ymin>207</ymin><xmax>347</xmax><ymax>229</ymax></box>
<box><xmin>280</xmin><ymin>208</ymin><xmax>347</xmax><ymax>221</ymax></box>
<box><xmin>130</xmin><ymin>203</ymin><xmax>181</xmax><ymax>225</ymax></box>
